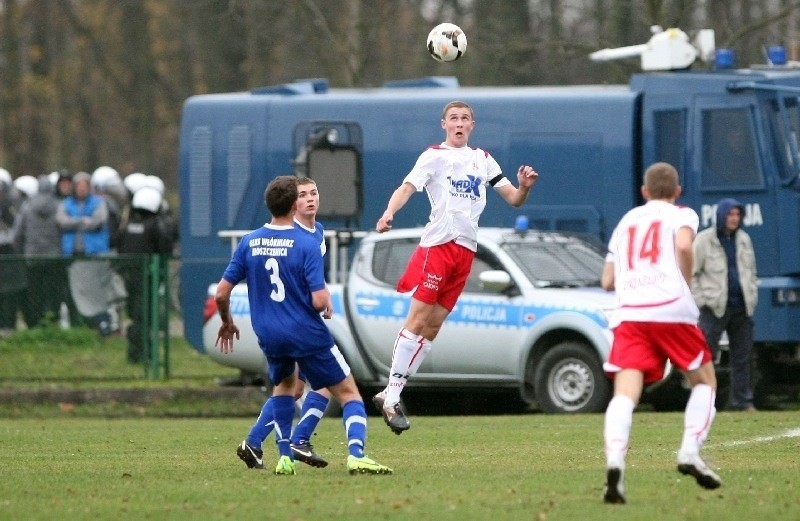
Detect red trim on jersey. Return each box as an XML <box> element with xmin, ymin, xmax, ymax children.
<box><xmin>620</xmin><ymin>296</ymin><xmax>680</xmax><ymax>309</ymax></box>
<box><xmin>428</xmin><ymin>144</ymin><xmax>485</xmax><ymax>154</ymax></box>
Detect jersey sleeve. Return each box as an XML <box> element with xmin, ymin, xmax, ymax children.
<box><xmin>676</xmin><ymin>206</ymin><xmax>699</xmax><ymax>234</ymax></box>
<box><xmin>484</xmin><ymin>151</ymin><xmax>510</xmax><ymax>188</ymax></box>
<box><xmin>221</xmin><ymin>235</ymin><xmax>248</xmax><ymax>285</ymax></box>
<box><xmin>403</xmin><ymin>148</ymin><xmax>438</xmax><ymax>191</ymax></box>
<box><xmin>302</xmin><ymin>235</ymin><xmax>327</xmax><ymax>293</ymax></box>
<box><xmin>605</xmin><ymin>226</ymin><xmax>620</xmax><ymax>265</ymax></box>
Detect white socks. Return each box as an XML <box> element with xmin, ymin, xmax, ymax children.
<box><xmin>604</xmin><ymin>395</ymin><xmax>635</xmax><ymax>468</ymax></box>
<box><xmin>680</xmin><ymin>384</ymin><xmax>716</xmax><ymax>456</ymax></box>
<box><xmin>385</xmin><ymin>329</ymin><xmax>428</xmax><ymax>405</ymax></box>
<box><xmin>407</xmin><ymin>338</ymin><xmax>432</xmax><ymax>377</ymax></box>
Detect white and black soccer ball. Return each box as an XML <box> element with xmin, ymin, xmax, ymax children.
<box><xmin>427</xmin><ymin>23</ymin><xmax>467</xmax><ymax>62</ymax></box>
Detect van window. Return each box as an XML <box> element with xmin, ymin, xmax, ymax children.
<box><xmin>701</xmin><ymin>108</ymin><xmax>762</xmax><ymax>188</ymax></box>
<box><xmin>654</xmin><ymin>109</ymin><xmax>685</xmax><ymax>172</ymax></box>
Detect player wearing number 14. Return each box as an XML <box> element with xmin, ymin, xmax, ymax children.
<box><xmin>599</xmin><ymin>162</ymin><xmax>720</xmax><ymax>504</ymax></box>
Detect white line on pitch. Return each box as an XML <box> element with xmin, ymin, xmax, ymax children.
<box><xmin>708</xmin><ymin>428</ymin><xmax>800</xmax><ymax>449</ymax></box>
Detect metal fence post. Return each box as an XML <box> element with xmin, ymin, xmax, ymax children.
<box><xmin>147</xmin><ymin>255</ymin><xmax>161</xmax><ymax>379</ymax></box>
<box><xmin>161</xmin><ymin>255</ymin><xmax>171</xmax><ymax>379</ymax></box>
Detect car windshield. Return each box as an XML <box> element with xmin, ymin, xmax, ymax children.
<box><xmin>500</xmin><ymin>233</ymin><xmax>605</xmax><ymax>288</ymax></box>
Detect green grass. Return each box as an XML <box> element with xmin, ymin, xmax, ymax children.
<box><xmin>0</xmin><ymin>324</ymin><xmax>267</xmax><ymax>418</ymax></box>
<box><xmin>0</xmin><ymin>324</ymin><xmax>240</xmax><ymax>387</ymax></box>
<box><xmin>1</xmin><ymin>412</ymin><xmax>799</xmax><ymax>520</ymax></box>
<box><xmin>1</xmin><ymin>327</ymin><xmax>799</xmax><ymax>519</ymax></box>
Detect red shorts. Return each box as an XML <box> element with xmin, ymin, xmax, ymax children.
<box><xmin>605</xmin><ymin>321</ymin><xmax>712</xmax><ymax>384</ymax></box>
<box><xmin>396</xmin><ymin>241</ymin><xmax>474</xmax><ymax>311</ymax></box>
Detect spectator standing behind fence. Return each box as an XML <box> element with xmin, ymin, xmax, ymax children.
<box><xmin>91</xmin><ymin>166</ymin><xmax>129</xmax><ymax>334</ymax></box>
<box><xmin>56</xmin><ymin>171</ymin><xmax>115</xmax><ymax>336</ymax></box>
<box><xmin>115</xmin><ymin>186</ymin><xmax>175</xmax><ymax>364</ymax></box>
<box><xmin>12</xmin><ymin>176</ymin><xmax>42</xmax><ymax>327</ymax></box>
<box><xmin>54</xmin><ymin>169</ymin><xmax>73</xmax><ymax>200</ymax></box>
<box><xmin>11</xmin><ymin>175</ymin><xmax>65</xmax><ymax>327</ymax></box>
<box><xmin>51</xmin><ymin>169</ymin><xmax>80</xmax><ymax>325</ymax></box>
<box><xmin>692</xmin><ymin>198</ymin><xmax>759</xmax><ymax>412</ymax></box>
<box><xmin>0</xmin><ymin>169</ymin><xmax>28</xmax><ymax>337</ymax></box>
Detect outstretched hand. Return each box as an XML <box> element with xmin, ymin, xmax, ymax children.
<box><xmin>517</xmin><ymin>165</ymin><xmax>539</xmax><ymax>188</ymax></box>
<box><xmin>376</xmin><ymin>213</ymin><xmax>394</xmax><ymax>233</ymax></box>
<box><xmin>216</xmin><ymin>322</ymin><xmax>240</xmax><ymax>354</ymax></box>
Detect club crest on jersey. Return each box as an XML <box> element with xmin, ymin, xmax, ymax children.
<box><xmin>449</xmin><ymin>175</ymin><xmax>481</xmax><ymax>197</ymax></box>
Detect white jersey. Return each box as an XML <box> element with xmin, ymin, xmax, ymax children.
<box><xmin>606</xmin><ymin>200</ymin><xmax>700</xmax><ymax>326</ymax></box>
<box><xmin>403</xmin><ymin>143</ymin><xmax>510</xmax><ymax>251</ymax></box>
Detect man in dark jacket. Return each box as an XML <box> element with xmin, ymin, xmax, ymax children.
<box><xmin>116</xmin><ymin>186</ymin><xmax>176</xmax><ymax>364</ymax></box>
<box><xmin>12</xmin><ymin>175</ymin><xmax>67</xmax><ymax>327</ymax></box>
<box><xmin>0</xmin><ymin>171</ymin><xmax>27</xmax><ymax>335</ymax></box>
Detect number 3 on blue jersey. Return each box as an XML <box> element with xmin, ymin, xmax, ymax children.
<box><xmin>264</xmin><ymin>257</ymin><xmax>285</xmax><ymax>302</ymax></box>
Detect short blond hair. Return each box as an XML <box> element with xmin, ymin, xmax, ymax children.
<box><xmin>644</xmin><ymin>162</ymin><xmax>679</xmax><ymax>200</ymax></box>
<box><xmin>442</xmin><ymin>100</ymin><xmax>474</xmax><ymax>120</ymax></box>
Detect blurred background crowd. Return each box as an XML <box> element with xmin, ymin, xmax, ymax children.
<box><xmin>0</xmin><ymin>166</ymin><xmax>177</xmax><ymax>363</ymax></box>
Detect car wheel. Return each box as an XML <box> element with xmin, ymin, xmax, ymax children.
<box><xmin>532</xmin><ymin>341</ymin><xmax>611</xmax><ymax>413</ymax></box>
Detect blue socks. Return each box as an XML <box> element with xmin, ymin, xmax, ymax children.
<box><xmin>291</xmin><ymin>391</ymin><xmax>329</xmax><ymax>444</ymax></box>
<box><xmin>246</xmin><ymin>397</ymin><xmax>275</xmax><ymax>448</ymax></box>
<box><xmin>342</xmin><ymin>400</ymin><xmax>367</xmax><ymax>458</ymax></box>
<box><xmin>271</xmin><ymin>395</ymin><xmax>295</xmax><ymax>458</ymax></box>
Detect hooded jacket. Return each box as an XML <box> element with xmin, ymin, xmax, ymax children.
<box><xmin>12</xmin><ymin>176</ymin><xmax>62</xmax><ymax>255</ymax></box>
<box><xmin>691</xmin><ymin>198</ymin><xmax>758</xmax><ymax>317</ymax></box>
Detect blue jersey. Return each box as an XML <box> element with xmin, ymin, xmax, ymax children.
<box><xmin>222</xmin><ymin>223</ymin><xmax>334</xmax><ymax>357</ymax></box>
<box><xmin>294</xmin><ymin>219</ymin><xmax>326</xmax><ymax>257</ymax></box>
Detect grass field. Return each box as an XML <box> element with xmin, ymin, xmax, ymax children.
<box><xmin>2</xmin><ymin>411</ymin><xmax>799</xmax><ymax>520</ymax></box>
<box><xmin>2</xmin><ymin>327</ymin><xmax>799</xmax><ymax>519</ymax></box>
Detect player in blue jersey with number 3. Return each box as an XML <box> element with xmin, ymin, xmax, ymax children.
<box><xmin>215</xmin><ymin>176</ymin><xmax>392</xmax><ymax>475</ymax></box>
<box><xmin>236</xmin><ymin>177</ymin><xmax>334</xmax><ymax>469</ymax></box>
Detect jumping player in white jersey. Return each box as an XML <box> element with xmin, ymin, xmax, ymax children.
<box><xmin>600</xmin><ymin>162</ymin><xmax>721</xmax><ymax>504</ymax></box>
<box><xmin>216</xmin><ymin>176</ymin><xmax>391</xmax><ymax>475</ymax></box>
<box><xmin>372</xmin><ymin>100</ymin><xmax>539</xmax><ymax>434</ymax></box>
<box><xmin>236</xmin><ymin>177</ymin><xmax>334</xmax><ymax>470</ymax></box>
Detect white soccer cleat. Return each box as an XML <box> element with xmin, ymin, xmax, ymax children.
<box><xmin>677</xmin><ymin>453</ymin><xmax>722</xmax><ymax>489</ymax></box>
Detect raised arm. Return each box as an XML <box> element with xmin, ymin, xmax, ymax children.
<box><xmin>376</xmin><ymin>182</ymin><xmax>416</xmax><ymax>232</ymax></box>
<box><xmin>495</xmin><ymin>165</ymin><xmax>539</xmax><ymax>207</ymax></box>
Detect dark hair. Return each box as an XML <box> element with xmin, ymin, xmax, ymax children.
<box><xmin>264</xmin><ymin>176</ymin><xmax>298</xmax><ymax>217</ymax></box>
<box><xmin>644</xmin><ymin>162</ymin><xmax>679</xmax><ymax>199</ymax></box>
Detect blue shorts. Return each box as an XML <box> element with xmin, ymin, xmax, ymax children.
<box><xmin>267</xmin><ymin>345</ymin><xmax>351</xmax><ymax>390</ymax></box>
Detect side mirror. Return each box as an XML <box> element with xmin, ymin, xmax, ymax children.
<box><xmin>479</xmin><ymin>270</ymin><xmax>513</xmax><ymax>292</ymax></box>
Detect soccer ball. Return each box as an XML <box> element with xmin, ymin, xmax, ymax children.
<box><xmin>427</xmin><ymin>23</ymin><xmax>467</xmax><ymax>62</ymax></box>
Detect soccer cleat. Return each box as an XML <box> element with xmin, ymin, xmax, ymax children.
<box><xmin>236</xmin><ymin>440</ymin><xmax>264</xmax><ymax>469</ymax></box>
<box><xmin>274</xmin><ymin>455</ymin><xmax>297</xmax><ymax>475</ymax></box>
<box><xmin>373</xmin><ymin>391</ymin><xmax>410</xmax><ymax>435</ymax></box>
<box><xmin>291</xmin><ymin>441</ymin><xmax>329</xmax><ymax>468</ymax></box>
<box><xmin>677</xmin><ymin>453</ymin><xmax>722</xmax><ymax>489</ymax></box>
<box><xmin>371</xmin><ymin>390</ymin><xmax>386</xmax><ymax>410</ymax></box>
<box><xmin>603</xmin><ymin>467</ymin><xmax>626</xmax><ymax>504</ymax></box>
<box><xmin>347</xmin><ymin>455</ymin><xmax>393</xmax><ymax>475</ymax></box>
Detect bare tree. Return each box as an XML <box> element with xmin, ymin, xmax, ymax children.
<box><xmin>4</xmin><ymin>0</ymin><xmax>800</xmax><ymax>193</ymax></box>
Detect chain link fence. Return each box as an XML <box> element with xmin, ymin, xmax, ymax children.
<box><xmin>0</xmin><ymin>253</ymin><xmax>177</xmax><ymax>379</ymax></box>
